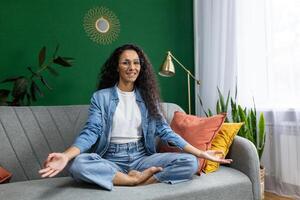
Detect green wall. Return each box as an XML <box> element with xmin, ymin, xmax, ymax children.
<box><xmin>0</xmin><ymin>0</ymin><xmax>194</xmax><ymax>113</ymax></box>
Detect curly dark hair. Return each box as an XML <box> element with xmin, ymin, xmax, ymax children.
<box><xmin>97</xmin><ymin>44</ymin><xmax>161</xmax><ymax>119</ymax></box>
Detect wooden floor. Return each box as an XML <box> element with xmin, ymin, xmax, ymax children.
<box><xmin>264</xmin><ymin>192</ymin><xmax>294</xmax><ymax>200</ymax></box>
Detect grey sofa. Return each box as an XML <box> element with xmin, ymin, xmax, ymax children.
<box><xmin>0</xmin><ymin>103</ymin><xmax>261</xmax><ymax>200</ymax></box>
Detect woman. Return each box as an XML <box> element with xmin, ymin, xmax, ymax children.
<box><xmin>39</xmin><ymin>44</ymin><xmax>232</xmax><ymax>191</ymax></box>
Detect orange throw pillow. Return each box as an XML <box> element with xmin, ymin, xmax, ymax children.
<box><xmin>158</xmin><ymin>111</ymin><xmax>226</xmax><ymax>175</ymax></box>
<box><xmin>0</xmin><ymin>166</ymin><xmax>12</xmax><ymax>184</ymax></box>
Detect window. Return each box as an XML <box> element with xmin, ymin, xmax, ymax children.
<box><xmin>236</xmin><ymin>0</ymin><xmax>300</xmax><ymax>109</ymax></box>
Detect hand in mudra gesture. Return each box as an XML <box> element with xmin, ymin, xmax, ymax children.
<box><xmin>39</xmin><ymin>153</ymin><xmax>69</xmax><ymax>178</ymax></box>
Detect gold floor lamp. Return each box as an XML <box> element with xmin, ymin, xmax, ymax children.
<box><xmin>159</xmin><ymin>51</ymin><xmax>201</xmax><ymax>114</ymax></box>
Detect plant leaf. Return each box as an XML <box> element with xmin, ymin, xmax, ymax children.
<box><xmin>250</xmin><ymin>109</ymin><xmax>257</xmax><ymax>144</ymax></box>
<box><xmin>40</xmin><ymin>76</ymin><xmax>52</xmax><ymax>90</ymax></box>
<box><xmin>47</xmin><ymin>66</ymin><xmax>59</xmax><ymax>76</ymax></box>
<box><xmin>62</xmin><ymin>57</ymin><xmax>75</xmax><ymax>65</ymax></box>
<box><xmin>208</xmin><ymin>109</ymin><xmax>213</xmax><ymax>117</ymax></box>
<box><xmin>1</xmin><ymin>76</ymin><xmax>24</xmax><ymax>83</ymax></box>
<box><xmin>238</xmin><ymin>124</ymin><xmax>247</xmax><ymax>137</ymax></box>
<box><xmin>62</xmin><ymin>57</ymin><xmax>75</xmax><ymax>62</ymax></box>
<box><xmin>216</xmin><ymin>100</ymin><xmax>221</xmax><ymax>114</ymax></box>
<box><xmin>225</xmin><ymin>90</ymin><xmax>230</xmax><ymax>112</ymax></box>
<box><xmin>0</xmin><ymin>89</ymin><xmax>10</xmax><ymax>105</ymax></box>
<box><xmin>246</xmin><ymin>114</ymin><xmax>254</xmax><ymax>142</ymax></box>
<box><xmin>246</xmin><ymin>130</ymin><xmax>254</xmax><ymax>143</ymax></box>
<box><xmin>258</xmin><ymin>113</ymin><xmax>265</xmax><ymax>160</ymax></box>
<box><xmin>238</xmin><ymin>105</ymin><xmax>247</xmax><ymax>124</ymax></box>
<box><xmin>235</xmin><ymin>80</ymin><xmax>238</xmax><ymax>100</ymax></box>
<box><xmin>12</xmin><ymin>77</ymin><xmax>29</xmax><ymax>99</ymax></box>
<box><xmin>27</xmin><ymin>67</ymin><xmax>40</xmax><ymax>78</ymax></box>
<box><xmin>231</xmin><ymin>98</ymin><xmax>238</xmax><ymax>122</ymax></box>
<box><xmin>39</xmin><ymin>46</ymin><xmax>46</xmax><ymax>67</ymax></box>
<box><xmin>30</xmin><ymin>80</ymin><xmax>44</xmax><ymax>101</ymax></box>
<box><xmin>217</xmin><ymin>87</ymin><xmax>226</xmax><ymax>112</ymax></box>
<box><xmin>52</xmin><ymin>44</ymin><xmax>60</xmax><ymax>59</ymax></box>
<box><xmin>26</xmin><ymin>92</ymin><xmax>31</xmax><ymax>106</ymax></box>
<box><xmin>53</xmin><ymin>56</ymin><xmax>72</xmax><ymax>67</ymax></box>
<box><xmin>252</xmin><ymin>96</ymin><xmax>257</xmax><ymax>115</ymax></box>
<box><xmin>197</xmin><ymin>94</ymin><xmax>209</xmax><ymax>117</ymax></box>
<box><xmin>30</xmin><ymin>83</ymin><xmax>37</xmax><ymax>102</ymax></box>
<box><xmin>243</xmin><ymin>107</ymin><xmax>247</xmax><ymax>114</ymax></box>
<box><xmin>11</xmin><ymin>98</ymin><xmax>21</xmax><ymax>106</ymax></box>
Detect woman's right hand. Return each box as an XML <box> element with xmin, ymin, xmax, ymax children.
<box><xmin>38</xmin><ymin>153</ymin><xmax>69</xmax><ymax>178</ymax></box>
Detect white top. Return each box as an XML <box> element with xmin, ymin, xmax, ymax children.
<box><xmin>110</xmin><ymin>87</ymin><xmax>142</xmax><ymax>143</ymax></box>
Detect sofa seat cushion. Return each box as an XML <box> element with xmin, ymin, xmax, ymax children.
<box><xmin>0</xmin><ymin>166</ymin><xmax>253</xmax><ymax>200</ymax></box>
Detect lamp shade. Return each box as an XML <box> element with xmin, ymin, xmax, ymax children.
<box><xmin>159</xmin><ymin>51</ymin><xmax>175</xmax><ymax>77</ymax></box>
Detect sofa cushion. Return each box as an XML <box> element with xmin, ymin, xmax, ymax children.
<box><xmin>0</xmin><ymin>166</ymin><xmax>253</xmax><ymax>200</ymax></box>
<box><xmin>204</xmin><ymin>123</ymin><xmax>243</xmax><ymax>173</ymax></box>
<box><xmin>159</xmin><ymin>112</ymin><xmax>226</xmax><ymax>174</ymax></box>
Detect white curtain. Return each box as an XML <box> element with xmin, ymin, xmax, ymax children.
<box><xmin>194</xmin><ymin>0</ymin><xmax>237</xmax><ymax>116</ymax></box>
<box><xmin>263</xmin><ymin>109</ymin><xmax>300</xmax><ymax>199</ymax></box>
<box><xmin>194</xmin><ymin>0</ymin><xmax>300</xmax><ymax>199</ymax></box>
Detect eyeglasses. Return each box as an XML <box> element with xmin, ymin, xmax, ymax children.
<box><xmin>119</xmin><ymin>59</ymin><xmax>141</xmax><ymax>67</ymax></box>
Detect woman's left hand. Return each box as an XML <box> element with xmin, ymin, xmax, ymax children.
<box><xmin>183</xmin><ymin>144</ymin><xmax>233</xmax><ymax>164</ymax></box>
<box><xmin>200</xmin><ymin>150</ymin><xmax>233</xmax><ymax>164</ymax></box>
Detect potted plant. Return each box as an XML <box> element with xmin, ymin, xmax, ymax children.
<box><xmin>199</xmin><ymin>87</ymin><xmax>266</xmax><ymax>199</ymax></box>
<box><xmin>0</xmin><ymin>45</ymin><xmax>74</xmax><ymax>106</ymax></box>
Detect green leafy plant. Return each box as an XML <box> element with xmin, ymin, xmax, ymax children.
<box><xmin>0</xmin><ymin>45</ymin><xmax>74</xmax><ymax>106</ymax></box>
<box><xmin>198</xmin><ymin>87</ymin><xmax>266</xmax><ymax>160</ymax></box>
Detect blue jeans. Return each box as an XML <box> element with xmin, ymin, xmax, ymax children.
<box><xmin>69</xmin><ymin>140</ymin><xmax>198</xmax><ymax>190</ymax></box>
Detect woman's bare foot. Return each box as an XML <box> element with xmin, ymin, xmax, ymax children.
<box><xmin>141</xmin><ymin>176</ymin><xmax>159</xmax><ymax>185</ymax></box>
<box><xmin>128</xmin><ymin>167</ymin><xmax>162</xmax><ymax>185</ymax></box>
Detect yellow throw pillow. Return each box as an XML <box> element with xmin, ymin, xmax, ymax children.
<box><xmin>204</xmin><ymin>122</ymin><xmax>243</xmax><ymax>173</ymax></box>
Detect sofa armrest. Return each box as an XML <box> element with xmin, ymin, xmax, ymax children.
<box><xmin>227</xmin><ymin>136</ymin><xmax>261</xmax><ymax>200</ymax></box>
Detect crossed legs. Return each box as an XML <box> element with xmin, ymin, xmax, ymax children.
<box><xmin>113</xmin><ymin>167</ymin><xmax>161</xmax><ymax>186</ymax></box>
<box><xmin>68</xmin><ymin>152</ymin><xmax>198</xmax><ymax>190</ymax></box>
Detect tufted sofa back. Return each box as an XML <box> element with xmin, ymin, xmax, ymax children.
<box><xmin>0</xmin><ymin>102</ymin><xmax>183</xmax><ymax>183</ymax></box>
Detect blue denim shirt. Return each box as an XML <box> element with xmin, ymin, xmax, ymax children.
<box><xmin>72</xmin><ymin>86</ymin><xmax>187</xmax><ymax>156</ymax></box>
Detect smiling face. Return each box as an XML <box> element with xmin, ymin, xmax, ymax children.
<box><xmin>117</xmin><ymin>50</ymin><xmax>141</xmax><ymax>89</ymax></box>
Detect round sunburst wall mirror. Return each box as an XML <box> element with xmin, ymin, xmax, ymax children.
<box><xmin>83</xmin><ymin>7</ymin><xmax>120</xmax><ymax>45</ymax></box>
